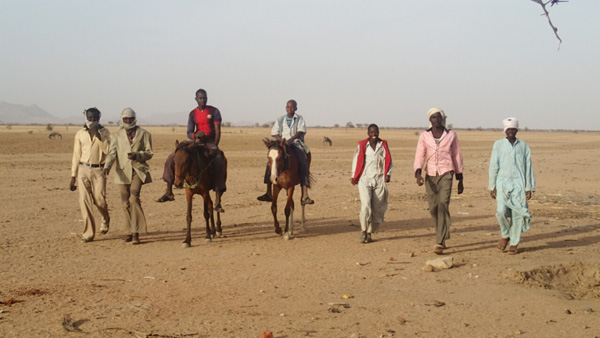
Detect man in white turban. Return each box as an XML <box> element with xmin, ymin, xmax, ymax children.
<box><xmin>414</xmin><ymin>107</ymin><xmax>464</xmax><ymax>255</ymax></box>
<box><xmin>104</xmin><ymin>108</ymin><xmax>154</xmax><ymax>244</ymax></box>
<box><xmin>489</xmin><ymin>117</ymin><xmax>535</xmax><ymax>255</ymax></box>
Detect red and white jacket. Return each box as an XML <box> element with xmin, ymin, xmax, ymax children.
<box><xmin>351</xmin><ymin>138</ymin><xmax>393</xmax><ymax>185</ymax></box>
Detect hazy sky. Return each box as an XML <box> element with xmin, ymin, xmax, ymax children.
<box><xmin>2</xmin><ymin>1</ymin><xmax>599</xmax><ymax>130</ymax></box>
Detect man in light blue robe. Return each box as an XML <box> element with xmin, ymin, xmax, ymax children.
<box><xmin>489</xmin><ymin>117</ymin><xmax>535</xmax><ymax>255</ymax></box>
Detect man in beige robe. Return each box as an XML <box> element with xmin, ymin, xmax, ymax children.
<box><xmin>104</xmin><ymin>108</ymin><xmax>153</xmax><ymax>244</ymax></box>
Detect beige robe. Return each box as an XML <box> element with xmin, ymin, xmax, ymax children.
<box><xmin>104</xmin><ymin>127</ymin><xmax>153</xmax><ymax>184</ymax></box>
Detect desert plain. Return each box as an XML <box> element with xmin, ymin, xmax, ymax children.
<box><xmin>0</xmin><ymin>125</ymin><xmax>599</xmax><ymax>338</ymax></box>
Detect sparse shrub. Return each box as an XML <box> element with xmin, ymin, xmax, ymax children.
<box><xmin>46</xmin><ymin>123</ymin><xmax>53</xmax><ymax>131</ymax></box>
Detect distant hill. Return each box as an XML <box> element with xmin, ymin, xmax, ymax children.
<box><xmin>1</xmin><ymin>101</ymin><xmax>255</xmax><ymax>127</ymax></box>
<box><xmin>0</xmin><ymin>102</ymin><xmax>62</xmax><ymax>124</ymax></box>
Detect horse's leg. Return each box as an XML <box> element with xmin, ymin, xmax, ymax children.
<box><xmin>271</xmin><ymin>185</ymin><xmax>281</xmax><ymax>235</ymax></box>
<box><xmin>283</xmin><ymin>186</ymin><xmax>295</xmax><ymax>240</ymax></box>
<box><xmin>215</xmin><ymin>209</ymin><xmax>222</xmax><ymax>237</ymax></box>
<box><xmin>182</xmin><ymin>189</ymin><xmax>193</xmax><ymax>248</ymax></box>
<box><xmin>204</xmin><ymin>192</ymin><xmax>213</xmax><ymax>243</ymax></box>
<box><xmin>301</xmin><ymin>199</ymin><xmax>307</xmax><ymax>232</ymax></box>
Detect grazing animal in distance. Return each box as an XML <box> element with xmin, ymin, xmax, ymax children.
<box><xmin>263</xmin><ymin>138</ymin><xmax>311</xmax><ymax>239</ymax></box>
<box><xmin>49</xmin><ymin>132</ymin><xmax>62</xmax><ymax>140</ymax></box>
<box><xmin>323</xmin><ymin>136</ymin><xmax>332</xmax><ymax>146</ymax></box>
<box><xmin>173</xmin><ymin>140</ymin><xmax>226</xmax><ymax>247</ymax></box>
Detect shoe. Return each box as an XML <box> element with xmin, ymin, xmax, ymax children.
<box><xmin>124</xmin><ymin>235</ymin><xmax>133</xmax><ymax>242</ymax></box>
<box><xmin>99</xmin><ymin>220</ymin><xmax>110</xmax><ymax>235</ymax></box>
<box><xmin>132</xmin><ymin>233</ymin><xmax>140</xmax><ymax>245</ymax></box>
<box><xmin>497</xmin><ymin>238</ymin><xmax>509</xmax><ymax>251</ymax></box>
<box><xmin>257</xmin><ymin>194</ymin><xmax>272</xmax><ymax>202</ymax></box>
<box><xmin>358</xmin><ymin>235</ymin><xmax>367</xmax><ymax>243</ymax></box>
<box><xmin>434</xmin><ymin>245</ymin><xmax>444</xmax><ymax>255</ymax></box>
<box><xmin>508</xmin><ymin>246</ymin><xmax>518</xmax><ymax>255</ymax></box>
<box><xmin>301</xmin><ymin>197</ymin><xmax>314</xmax><ymax>205</ymax></box>
<box><xmin>365</xmin><ymin>234</ymin><xmax>373</xmax><ymax>243</ymax></box>
<box><xmin>79</xmin><ymin>235</ymin><xmax>93</xmax><ymax>243</ymax></box>
<box><xmin>156</xmin><ymin>194</ymin><xmax>175</xmax><ymax>203</ymax></box>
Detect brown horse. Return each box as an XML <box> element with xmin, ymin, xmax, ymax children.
<box><xmin>173</xmin><ymin>141</ymin><xmax>226</xmax><ymax>247</ymax></box>
<box><xmin>263</xmin><ymin>138</ymin><xmax>311</xmax><ymax>239</ymax></box>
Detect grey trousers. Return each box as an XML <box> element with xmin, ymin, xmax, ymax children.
<box><xmin>119</xmin><ymin>171</ymin><xmax>148</xmax><ymax>234</ymax></box>
<box><xmin>425</xmin><ymin>172</ymin><xmax>453</xmax><ymax>246</ymax></box>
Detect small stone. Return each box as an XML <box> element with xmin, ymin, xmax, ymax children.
<box><xmin>259</xmin><ymin>330</ymin><xmax>273</xmax><ymax>338</ymax></box>
<box><xmin>422</xmin><ymin>264</ymin><xmax>434</xmax><ymax>272</ymax></box>
<box><xmin>581</xmin><ymin>306</ymin><xmax>594</xmax><ymax>313</ymax></box>
<box><xmin>425</xmin><ymin>256</ymin><xmax>453</xmax><ymax>269</ymax></box>
<box><xmin>565</xmin><ymin>309</ymin><xmax>572</xmax><ymax>314</ymax></box>
<box><xmin>514</xmin><ymin>329</ymin><xmax>523</xmax><ymax>335</ymax></box>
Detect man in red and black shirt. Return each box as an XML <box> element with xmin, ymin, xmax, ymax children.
<box><xmin>157</xmin><ymin>89</ymin><xmax>226</xmax><ymax>212</ymax></box>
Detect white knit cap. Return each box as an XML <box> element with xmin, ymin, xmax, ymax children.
<box><xmin>427</xmin><ymin>107</ymin><xmax>446</xmax><ymax>128</ymax></box>
<box><xmin>503</xmin><ymin>117</ymin><xmax>519</xmax><ymax>132</ymax></box>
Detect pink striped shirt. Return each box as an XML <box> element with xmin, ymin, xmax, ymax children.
<box><xmin>413</xmin><ymin>129</ymin><xmax>463</xmax><ymax>178</ymax></box>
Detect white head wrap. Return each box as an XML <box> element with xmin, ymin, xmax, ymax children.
<box><xmin>120</xmin><ymin>108</ymin><xmax>137</xmax><ymax>130</ymax></box>
<box><xmin>503</xmin><ymin>117</ymin><xmax>519</xmax><ymax>132</ymax></box>
<box><xmin>427</xmin><ymin>107</ymin><xmax>446</xmax><ymax>128</ymax></box>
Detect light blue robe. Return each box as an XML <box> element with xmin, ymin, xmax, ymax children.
<box><xmin>488</xmin><ymin>138</ymin><xmax>535</xmax><ymax>246</ymax></box>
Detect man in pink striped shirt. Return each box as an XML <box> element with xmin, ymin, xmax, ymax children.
<box><xmin>414</xmin><ymin>107</ymin><xmax>464</xmax><ymax>255</ymax></box>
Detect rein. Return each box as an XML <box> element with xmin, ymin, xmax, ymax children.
<box><xmin>184</xmin><ymin>147</ymin><xmax>214</xmax><ymax>189</ymax></box>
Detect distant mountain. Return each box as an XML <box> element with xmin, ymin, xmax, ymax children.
<box><xmin>0</xmin><ymin>101</ymin><xmax>63</xmax><ymax>124</ymax></box>
<box><xmin>0</xmin><ymin>101</ymin><xmax>248</xmax><ymax>127</ymax></box>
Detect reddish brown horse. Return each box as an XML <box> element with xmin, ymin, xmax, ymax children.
<box><xmin>263</xmin><ymin>138</ymin><xmax>311</xmax><ymax>239</ymax></box>
<box><xmin>173</xmin><ymin>141</ymin><xmax>226</xmax><ymax>247</ymax></box>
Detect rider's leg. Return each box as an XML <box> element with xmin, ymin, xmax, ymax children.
<box><xmin>257</xmin><ymin>164</ymin><xmax>273</xmax><ymax>202</ymax></box>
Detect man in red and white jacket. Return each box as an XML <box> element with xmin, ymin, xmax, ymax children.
<box><xmin>351</xmin><ymin>124</ymin><xmax>392</xmax><ymax>244</ymax></box>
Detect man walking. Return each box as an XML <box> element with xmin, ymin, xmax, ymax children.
<box><xmin>489</xmin><ymin>117</ymin><xmax>535</xmax><ymax>255</ymax></box>
<box><xmin>70</xmin><ymin>107</ymin><xmax>111</xmax><ymax>242</ymax></box>
<box><xmin>414</xmin><ymin>107</ymin><xmax>464</xmax><ymax>255</ymax></box>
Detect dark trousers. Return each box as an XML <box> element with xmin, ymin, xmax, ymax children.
<box><xmin>162</xmin><ymin>147</ymin><xmax>226</xmax><ymax>193</ymax></box>
<box><xmin>263</xmin><ymin>145</ymin><xmax>310</xmax><ymax>187</ymax></box>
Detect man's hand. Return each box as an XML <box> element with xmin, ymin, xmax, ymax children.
<box><xmin>526</xmin><ymin>191</ymin><xmax>532</xmax><ymax>200</ymax></box>
<box><xmin>457</xmin><ymin>180</ymin><xmax>464</xmax><ymax>195</ymax></box>
<box><xmin>103</xmin><ymin>169</ymin><xmax>110</xmax><ymax>178</ymax></box>
<box><xmin>350</xmin><ymin>178</ymin><xmax>356</xmax><ymax>186</ymax></box>
<box><xmin>415</xmin><ymin>174</ymin><xmax>424</xmax><ymax>186</ymax></box>
<box><xmin>127</xmin><ymin>152</ymin><xmax>137</xmax><ymax>160</ymax></box>
<box><xmin>385</xmin><ymin>175</ymin><xmax>391</xmax><ymax>183</ymax></box>
<box><xmin>194</xmin><ymin>131</ymin><xmax>206</xmax><ymax>139</ymax></box>
<box><xmin>69</xmin><ymin>177</ymin><xmax>77</xmax><ymax>191</ymax></box>
<box><xmin>490</xmin><ymin>189</ymin><xmax>496</xmax><ymax>199</ymax></box>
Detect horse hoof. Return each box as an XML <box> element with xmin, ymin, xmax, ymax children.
<box><xmin>205</xmin><ymin>238</ymin><xmax>212</xmax><ymax>244</ymax></box>
<box><xmin>216</xmin><ymin>231</ymin><xmax>222</xmax><ymax>238</ymax></box>
<box><xmin>182</xmin><ymin>242</ymin><xmax>190</xmax><ymax>249</ymax></box>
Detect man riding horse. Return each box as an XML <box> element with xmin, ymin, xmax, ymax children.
<box><xmin>157</xmin><ymin>89</ymin><xmax>227</xmax><ymax>212</ymax></box>
<box><xmin>257</xmin><ymin>99</ymin><xmax>314</xmax><ymax>205</ymax></box>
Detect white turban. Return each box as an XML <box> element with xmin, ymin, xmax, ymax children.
<box><xmin>120</xmin><ymin>107</ymin><xmax>137</xmax><ymax>129</ymax></box>
<box><xmin>427</xmin><ymin>107</ymin><xmax>446</xmax><ymax>128</ymax></box>
<box><xmin>503</xmin><ymin>117</ymin><xmax>518</xmax><ymax>132</ymax></box>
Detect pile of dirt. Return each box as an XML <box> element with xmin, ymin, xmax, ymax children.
<box><xmin>504</xmin><ymin>262</ymin><xmax>600</xmax><ymax>300</ymax></box>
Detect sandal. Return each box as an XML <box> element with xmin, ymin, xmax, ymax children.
<box><xmin>257</xmin><ymin>194</ymin><xmax>272</xmax><ymax>202</ymax></box>
<box><xmin>434</xmin><ymin>245</ymin><xmax>444</xmax><ymax>255</ymax></box>
<box><xmin>508</xmin><ymin>246</ymin><xmax>518</xmax><ymax>255</ymax></box>
<box><xmin>497</xmin><ymin>238</ymin><xmax>509</xmax><ymax>251</ymax></box>
<box><xmin>301</xmin><ymin>197</ymin><xmax>314</xmax><ymax>205</ymax></box>
<box><xmin>156</xmin><ymin>194</ymin><xmax>175</xmax><ymax>203</ymax></box>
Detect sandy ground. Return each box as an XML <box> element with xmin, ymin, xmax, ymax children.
<box><xmin>0</xmin><ymin>125</ymin><xmax>599</xmax><ymax>338</ymax></box>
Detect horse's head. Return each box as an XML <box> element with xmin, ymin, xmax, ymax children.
<box><xmin>173</xmin><ymin>140</ymin><xmax>192</xmax><ymax>188</ymax></box>
<box><xmin>263</xmin><ymin>138</ymin><xmax>286</xmax><ymax>185</ymax></box>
